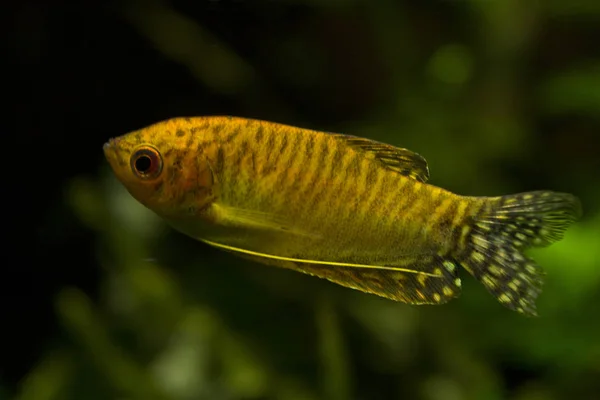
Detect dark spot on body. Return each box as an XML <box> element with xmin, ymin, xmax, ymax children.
<box><xmin>239</xmin><ymin>139</ymin><xmax>249</xmax><ymax>156</ymax></box>
<box><xmin>284</xmin><ymin>133</ymin><xmax>301</xmax><ymax>172</ymax></box>
<box><xmin>365</xmin><ymin>165</ymin><xmax>378</xmax><ymax>184</ymax></box>
<box><xmin>266</xmin><ymin>132</ymin><xmax>276</xmax><ymax>152</ymax></box>
<box><xmin>301</xmin><ymin>135</ymin><xmax>314</xmax><ymax>161</ymax></box>
<box><xmin>186</xmin><ymin>130</ymin><xmax>195</xmax><ymax>149</ymax></box>
<box><xmin>221</xmin><ymin>125</ymin><xmax>241</xmax><ymax>144</ymax></box>
<box><xmin>262</xmin><ymin>163</ymin><xmax>276</xmax><ymax>176</ymax></box>
<box><xmin>196</xmin><ymin>141</ymin><xmax>206</xmax><ymax>156</ymax></box>
<box><xmin>348</xmin><ymin>156</ymin><xmax>361</xmax><ymax>178</ymax></box>
<box><xmin>168</xmin><ymin>156</ymin><xmax>184</xmax><ymax>184</ymax></box>
<box><xmin>173</xmin><ymin>156</ymin><xmax>183</xmax><ymax>172</ymax></box>
<box><xmin>437</xmin><ymin>219</ymin><xmax>453</xmax><ymax>238</ymax></box>
<box><xmin>255</xmin><ymin>125</ymin><xmax>264</xmax><ymax>144</ymax></box>
<box><xmin>330</xmin><ymin>149</ymin><xmax>344</xmax><ymax>177</ymax></box>
<box><xmin>232</xmin><ymin>140</ymin><xmax>249</xmax><ymax>174</ymax></box>
<box><xmin>153</xmin><ymin>180</ymin><xmax>165</xmax><ymax>195</ymax></box>
<box><xmin>176</xmin><ymin>129</ymin><xmax>186</xmax><ymax>137</ymax></box>
<box><xmin>216</xmin><ymin>147</ymin><xmax>225</xmax><ymax>174</ymax></box>
<box><xmin>251</xmin><ymin>152</ymin><xmax>258</xmax><ymax>175</ymax></box>
<box><xmin>305</xmin><ymin>184</ymin><xmax>327</xmax><ymax>212</ymax></box>
<box><xmin>210</xmin><ymin>122</ymin><xmax>224</xmax><ymax>135</ymax></box>
<box><xmin>269</xmin><ymin>136</ymin><xmax>287</xmax><ymax>172</ymax></box>
<box><xmin>279</xmin><ymin>134</ymin><xmax>289</xmax><ymax>154</ymax></box>
<box><xmin>320</xmin><ymin>140</ymin><xmax>332</xmax><ymax>167</ymax></box>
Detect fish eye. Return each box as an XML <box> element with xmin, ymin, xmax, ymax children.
<box><xmin>130</xmin><ymin>146</ymin><xmax>163</xmax><ymax>179</ymax></box>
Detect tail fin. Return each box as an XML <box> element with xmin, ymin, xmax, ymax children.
<box><xmin>457</xmin><ymin>191</ymin><xmax>582</xmax><ymax>316</ymax></box>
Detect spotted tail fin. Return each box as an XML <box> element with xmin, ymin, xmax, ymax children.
<box><xmin>457</xmin><ymin>191</ymin><xmax>582</xmax><ymax>316</ymax></box>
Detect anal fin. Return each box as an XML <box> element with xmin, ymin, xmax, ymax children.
<box><xmin>294</xmin><ymin>258</ymin><xmax>462</xmax><ymax>305</ymax></box>
<box><xmin>203</xmin><ymin>238</ymin><xmax>462</xmax><ymax>305</ymax></box>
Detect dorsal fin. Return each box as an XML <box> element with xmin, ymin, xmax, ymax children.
<box><xmin>334</xmin><ymin>134</ymin><xmax>430</xmax><ymax>182</ymax></box>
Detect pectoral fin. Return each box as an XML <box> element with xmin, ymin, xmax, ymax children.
<box><xmin>201</xmin><ymin>239</ymin><xmax>461</xmax><ymax>305</ymax></box>
<box><xmin>210</xmin><ymin>203</ymin><xmax>316</xmax><ymax>237</ymax></box>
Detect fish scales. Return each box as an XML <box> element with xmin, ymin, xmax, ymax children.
<box><xmin>240</xmin><ymin>127</ymin><xmax>423</xmax><ymax>252</ymax></box>
<box><xmin>226</xmin><ymin>125</ymin><xmax>372</xmax><ymax>246</ymax></box>
<box><xmin>305</xmin><ymin>139</ymin><xmax>363</xmax><ymax>231</ymax></box>
<box><xmin>277</xmin><ymin>124</ymin><xmax>462</xmax><ymax>256</ymax></box>
<box><xmin>104</xmin><ymin>116</ymin><xmax>582</xmax><ymax>316</ymax></box>
<box><xmin>298</xmin><ymin>132</ymin><xmax>331</xmax><ymax>217</ymax></box>
<box><xmin>202</xmin><ymin>120</ymin><xmax>411</xmax><ymax>256</ymax></box>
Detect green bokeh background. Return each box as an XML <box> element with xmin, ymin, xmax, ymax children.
<box><xmin>6</xmin><ymin>1</ymin><xmax>600</xmax><ymax>399</ymax></box>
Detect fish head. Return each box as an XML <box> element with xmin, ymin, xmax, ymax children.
<box><xmin>103</xmin><ymin>120</ymin><xmax>217</xmax><ymax>219</ymax></box>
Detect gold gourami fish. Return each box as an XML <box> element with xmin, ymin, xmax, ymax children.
<box><xmin>103</xmin><ymin>116</ymin><xmax>582</xmax><ymax>317</ymax></box>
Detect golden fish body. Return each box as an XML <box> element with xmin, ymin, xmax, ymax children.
<box><xmin>104</xmin><ymin>116</ymin><xmax>582</xmax><ymax>316</ymax></box>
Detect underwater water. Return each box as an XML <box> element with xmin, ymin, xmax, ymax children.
<box><xmin>5</xmin><ymin>1</ymin><xmax>600</xmax><ymax>399</ymax></box>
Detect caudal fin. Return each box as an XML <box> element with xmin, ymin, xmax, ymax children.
<box><xmin>457</xmin><ymin>191</ymin><xmax>582</xmax><ymax>316</ymax></box>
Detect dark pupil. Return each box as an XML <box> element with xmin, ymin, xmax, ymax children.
<box><xmin>135</xmin><ymin>155</ymin><xmax>152</xmax><ymax>173</ymax></box>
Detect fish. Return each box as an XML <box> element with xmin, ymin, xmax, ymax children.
<box><xmin>103</xmin><ymin>116</ymin><xmax>582</xmax><ymax>316</ymax></box>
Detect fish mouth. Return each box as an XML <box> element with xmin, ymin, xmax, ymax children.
<box><xmin>103</xmin><ymin>138</ymin><xmax>126</xmax><ymax>169</ymax></box>
<box><xmin>103</xmin><ymin>138</ymin><xmax>117</xmax><ymax>154</ymax></box>
<box><xmin>103</xmin><ymin>139</ymin><xmax>115</xmax><ymax>162</ymax></box>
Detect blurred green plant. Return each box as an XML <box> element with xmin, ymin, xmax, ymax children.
<box><xmin>13</xmin><ymin>0</ymin><xmax>600</xmax><ymax>399</ymax></box>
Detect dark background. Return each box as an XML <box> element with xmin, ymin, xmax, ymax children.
<box><xmin>4</xmin><ymin>1</ymin><xmax>600</xmax><ymax>399</ymax></box>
